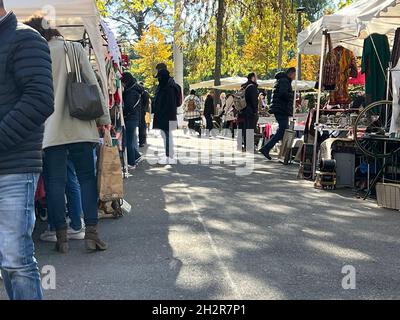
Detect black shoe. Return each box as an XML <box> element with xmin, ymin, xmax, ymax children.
<box><xmin>139</xmin><ymin>144</ymin><xmax>145</xmax><ymax>148</ymax></box>
<box><xmin>259</xmin><ymin>148</ymin><xmax>272</xmax><ymax>160</ymax></box>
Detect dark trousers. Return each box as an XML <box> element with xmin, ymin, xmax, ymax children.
<box><xmin>139</xmin><ymin>112</ymin><xmax>147</xmax><ymax>145</ymax></box>
<box><xmin>243</xmin><ymin>113</ymin><xmax>257</xmax><ymax>148</ymax></box>
<box><xmin>43</xmin><ymin>142</ymin><xmax>98</xmax><ymax>231</ymax></box>
<box><xmin>205</xmin><ymin>114</ymin><xmax>213</xmax><ymax>131</ymax></box>
<box><xmin>261</xmin><ymin>115</ymin><xmax>289</xmax><ymax>153</ymax></box>
<box><xmin>188</xmin><ymin>117</ymin><xmax>201</xmax><ymax>134</ymax></box>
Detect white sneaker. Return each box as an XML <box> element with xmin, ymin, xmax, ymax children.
<box><xmin>40</xmin><ymin>230</ymin><xmax>57</xmax><ymax>242</ymax></box>
<box><xmin>67</xmin><ymin>227</ymin><xmax>85</xmax><ymax>240</ymax></box>
<box><xmin>168</xmin><ymin>157</ymin><xmax>177</xmax><ymax>165</ymax></box>
<box><xmin>158</xmin><ymin>157</ymin><xmax>169</xmax><ymax>165</ymax></box>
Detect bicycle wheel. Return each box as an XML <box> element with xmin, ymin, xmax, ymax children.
<box><xmin>354</xmin><ymin>100</ymin><xmax>399</xmax><ymax>158</ymax></box>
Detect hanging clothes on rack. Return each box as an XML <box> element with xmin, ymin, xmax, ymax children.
<box><xmin>361</xmin><ymin>33</ymin><xmax>390</xmax><ymax>104</ymax></box>
<box><xmin>328</xmin><ymin>46</ymin><xmax>358</xmax><ymax>106</ymax></box>
<box><xmin>391</xmin><ymin>28</ymin><xmax>400</xmax><ymax>68</ymax></box>
<box><xmin>390</xmin><ymin>64</ymin><xmax>400</xmax><ymax>134</ymax></box>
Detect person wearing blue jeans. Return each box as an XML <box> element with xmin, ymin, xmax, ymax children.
<box><xmin>122</xmin><ymin>72</ymin><xmax>144</xmax><ymax>167</ymax></box>
<box><xmin>43</xmin><ymin>142</ymin><xmax>107</xmax><ymax>253</ymax></box>
<box><xmin>0</xmin><ymin>174</ymin><xmax>43</xmax><ymax>300</ymax></box>
<box><xmin>0</xmin><ymin>7</ymin><xmax>54</xmax><ymax>300</ymax></box>
<box><xmin>41</xmin><ymin>160</ymin><xmax>84</xmax><ymax>242</ymax></box>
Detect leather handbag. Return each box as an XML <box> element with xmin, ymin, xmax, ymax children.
<box><xmin>64</xmin><ymin>41</ymin><xmax>104</xmax><ymax>121</ymax></box>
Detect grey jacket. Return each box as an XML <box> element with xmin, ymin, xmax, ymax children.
<box><xmin>42</xmin><ymin>38</ymin><xmax>110</xmax><ymax>150</ymax></box>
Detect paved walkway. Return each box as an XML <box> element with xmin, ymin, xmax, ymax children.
<box><xmin>1</xmin><ymin>131</ymin><xmax>400</xmax><ymax>299</ymax></box>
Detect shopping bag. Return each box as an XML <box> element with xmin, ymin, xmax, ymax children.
<box><xmin>97</xmin><ymin>129</ymin><xmax>124</xmax><ymax>202</ymax></box>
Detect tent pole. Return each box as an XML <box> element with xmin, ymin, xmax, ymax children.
<box><xmin>293</xmin><ymin>49</ymin><xmax>300</xmax><ymax>117</ymax></box>
<box><xmin>312</xmin><ymin>30</ymin><xmax>327</xmax><ymax>180</ymax></box>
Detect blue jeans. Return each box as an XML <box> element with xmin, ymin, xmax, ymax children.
<box><xmin>161</xmin><ymin>130</ymin><xmax>174</xmax><ymax>158</ymax></box>
<box><xmin>43</xmin><ymin>143</ymin><xmax>98</xmax><ymax>231</ymax></box>
<box><xmin>261</xmin><ymin>115</ymin><xmax>289</xmax><ymax>153</ymax></box>
<box><xmin>125</xmin><ymin>119</ymin><xmax>141</xmax><ymax>165</ymax></box>
<box><xmin>47</xmin><ymin>160</ymin><xmax>83</xmax><ymax>231</ymax></box>
<box><xmin>0</xmin><ymin>173</ymin><xmax>43</xmax><ymax>300</ymax></box>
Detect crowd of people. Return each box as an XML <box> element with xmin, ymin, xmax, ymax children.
<box><xmin>181</xmin><ymin>68</ymin><xmax>296</xmax><ymax>155</ymax></box>
<box><xmin>0</xmin><ymin>0</ymin><xmax>295</xmax><ymax>300</ymax></box>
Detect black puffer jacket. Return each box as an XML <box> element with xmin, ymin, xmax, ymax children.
<box><xmin>242</xmin><ymin>80</ymin><xmax>259</xmax><ymax>115</ymax></box>
<box><xmin>153</xmin><ymin>70</ymin><xmax>177</xmax><ymax>131</ymax></box>
<box><xmin>123</xmin><ymin>83</ymin><xmax>144</xmax><ymax>122</ymax></box>
<box><xmin>0</xmin><ymin>13</ymin><xmax>54</xmax><ymax>175</ymax></box>
<box><xmin>269</xmin><ymin>72</ymin><xmax>294</xmax><ymax>117</ymax></box>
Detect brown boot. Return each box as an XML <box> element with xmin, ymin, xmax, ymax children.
<box><xmin>85</xmin><ymin>225</ymin><xmax>108</xmax><ymax>251</ymax></box>
<box><xmin>55</xmin><ymin>229</ymin><xmax>69</xmax><ymax>253</ymax></box>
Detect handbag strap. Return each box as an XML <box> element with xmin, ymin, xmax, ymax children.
<box><xmin>64</xmin><ymin>41</ymin><xmax>82</xmax><ymax>83</ymax></box>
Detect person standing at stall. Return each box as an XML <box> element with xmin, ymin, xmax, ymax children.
<box><xmin>139</xmin><ymin>82</ymin><xmax>150</xmax><ymax>147</ymax></box>
<box><xmin>122</xmin><ymin>72</ymin><xmax>144</xmax><ymax>168</ymax></box>
<box><xmin>153</xmin><ymin>68</ymin><xmax>178</xmax><ymax>164</ymax></box>
<box><xmin>25</xmin><ymin>16</ymin><xmax>111</xmax><ymax>253</ymax></box>
<box><xmin>0</xmin><ymin>6</ymin><xmax>54</xmax><ymax>300</ymax></box>
<box><xmin>204</xmin><ymin>92</ymin><xmax>215</xmax><ymax>135</ymax></box>
<box><xmin>259</xmin><ymin>67</ymin><xmax>296</xmax><ymax>160</ymax></box>
<box><xmin>242</xmin><ymin>73</ymin><xmax>259</xmax><ymax>149</ymax></box>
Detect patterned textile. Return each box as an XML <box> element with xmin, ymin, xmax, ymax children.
<box><xmin>329</xmin><ymin>46</ymin><xmax>357</xmax><ymax>106</ymax></box>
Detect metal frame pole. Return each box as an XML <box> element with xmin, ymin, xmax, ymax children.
<box><xmin>312</xmin><ymin>30</ymin><xmax>327</xmax><ymax>180</ymax></box>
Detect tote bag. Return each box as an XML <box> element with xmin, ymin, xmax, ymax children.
<box><xmin>64</xmin><ymin>41</ymin><xmax>104</xmax><ymax>121</ymax></box>
<box><xmin>97</xmin><ymin>129</ymin><xmax>124</xmax><ymax>202</ymax></box>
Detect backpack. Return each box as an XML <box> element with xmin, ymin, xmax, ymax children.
<box><xmin>174</xmin><ymin>83</ymin><xmax>183</xmax><ymax>107</ymax></box>
<box><xmin>187</xmin><ymin>98</ymin><xmax>196</xmax><ymax>112</ymax></box>
<box><xmin>233</xmin><ymin>84</ymin><xmax>253</xmax><ymax>112</ymax></box>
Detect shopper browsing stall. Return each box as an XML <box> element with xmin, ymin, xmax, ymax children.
<box><xmin>122</xmin><ymin>72</ymin><xmax>144</xmax><ymax>168</ymax></box>
<box><xmin>25</xmin><ymin>16</ymin><xmax>111</xmax><ymax>254</ymax></box>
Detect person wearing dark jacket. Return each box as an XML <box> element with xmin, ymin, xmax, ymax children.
<box><xmin>204</xmin><ymin>92</ymin><xmax>215</xmax><ymax>133</ymax></box>
<box><xmin>0</xmin><ymin>7</ymin><xmax>54</xmax><ymax>300</ymax></box>
<box><xmin>139</xmin><ymin>83</ymin><xmax>150</xmax><ymax>147</ymax></box>
<box><xmin>260</xmin><ymin>67</ymin><xmax>295</xmax><ymax>160</ymax></box>
<box><xmin>122</xmin><ymin>73</ymin><xmax>144</xmax><ymax>167</ymax></box>
<box><xmin>240</xmin><ymin>73</ymin><xmax>259</xmax><ymax>149</ymax></box>
<box><xmin>153</xmin><ymin>68</ymin><xmax>178</xmax><ymax>164</ymax></box>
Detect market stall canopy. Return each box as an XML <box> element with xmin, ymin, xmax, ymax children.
<box><xmin>258</xmin><ymin>80</ymin><xmax>316</xmax><ymax>91</ymax></box>
<box><xmin>190</xmin><ymin>77</ymin><xmax>247</xmax><ymax>90</ymax></box>
<box><xmin>298</xmin><ymin>0</ymin><xmax>399</xmax><ymax>56</ymax></box>
<box><xmin>6</xmin><ymin>0</ymin><xmax>108</xmax><ymax>95</ymax></box>
<box><xmin>191</xmin><ymin>77</ymin><xmax>315</xmax><ymax>91</ymax></box>
<box><xmin>5</xmin><ymin>0</ymin><xmax>99</xmax><ymax>40</ymax></box>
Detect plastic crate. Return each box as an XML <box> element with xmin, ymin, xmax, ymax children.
<box><xmin>376</xmin><ymin>183</ymin><xmax>400</xmax><ymax>210</ymax></box>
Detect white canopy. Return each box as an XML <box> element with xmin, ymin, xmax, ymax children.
<box><xmin>190</xmin><ymin>77</ymin><xmax>315</xmax><ymax>91</ymax></box>
<box><xmin>298</xmin><ymin>0</ymin><xmax>399</xmax><ymax>56</ymax></box>
<box><xmin>190</xmin><ymin>77</ymin><xmax>248</xmax><ymax>90</ymax></box>
<box><xmin>6</xmin><ymin>0</ymin><xmax>108</xmax><ymax>95</ymax></box>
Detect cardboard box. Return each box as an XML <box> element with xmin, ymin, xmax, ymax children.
<box><xmin>376</xmin><ymin>183</ymin><xmax>400</xmax><ymax>210</ymax></box>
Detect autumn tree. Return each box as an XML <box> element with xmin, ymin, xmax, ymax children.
<box><xmin>133</xmin><ymin>24</ymin><xmax>173</xmax><ymax>90</ymax></box>
<box><xmin>99</xmin><ymin>0</ymin><xmax>171</xmax><ymax>43</ymax></box>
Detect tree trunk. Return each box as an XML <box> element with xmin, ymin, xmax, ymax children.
<box><xmin>277</xmin><ymin>0</ymin><xmax>285</xmax><ymax>70</ymax></box>
<box><xmin>214</xmin><ymin>0</ymin><xmax>225</xmax><ymax>111</ymax></box>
